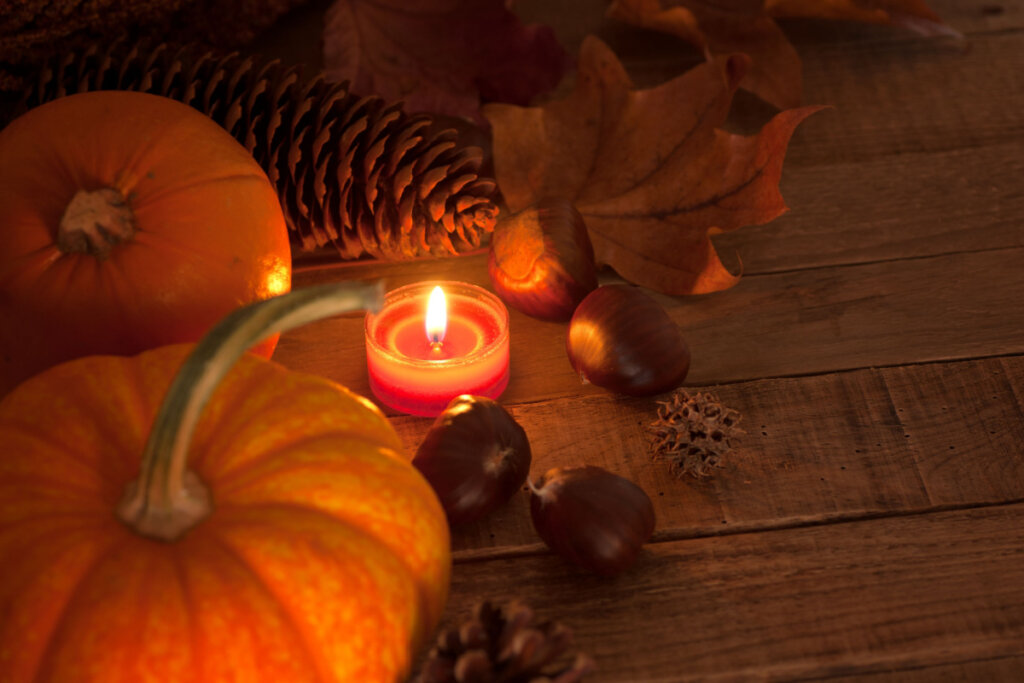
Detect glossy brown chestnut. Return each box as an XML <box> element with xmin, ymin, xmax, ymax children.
<box><xmin>530</xmin><ymin>466</ymin><xmax>655</xmax><ymax>577</ymax></box>
<box><xmin>412</xmin><ymin>395</ymin><xmax>531</xmax><ymax>526</ymax></box>
<box><xmin>488</xmin><ymin>197</ymin><xmax>598</xmax><ymax>321</ymax></box>
<box><xmin>566</xmin><ymin>285</ymin><xmax>690</xmax><ymax>396</ymax></box>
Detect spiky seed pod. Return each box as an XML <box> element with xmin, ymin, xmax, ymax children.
<box><xmin>415</xmin><ymin>600</ymin><xmax>595</xmax><ymax>683</ymax></box>
<box><xmin>647</xmin><ymin>388</ymin><xmax>743</xmax><ymax>478</ymax></box>
<box><xmin>20</xmin><ymin>40</ymin><xmax>499</xmax><ymax>262</ymax></box>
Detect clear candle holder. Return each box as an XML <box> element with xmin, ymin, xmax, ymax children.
<box><xmin>364</xmin><ymin>281</ymin><xmax>510</xmax><ymax>417</ymax></box>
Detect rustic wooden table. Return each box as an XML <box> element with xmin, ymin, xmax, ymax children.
<box><xmin>266</xmin><ymin>0</ymin><xmax>1024</xmax><ymax>679</ymax></box>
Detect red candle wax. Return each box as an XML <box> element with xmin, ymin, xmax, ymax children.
<box><xmin>365</xmin><ymin>281</ymin><xmax>510</xmax><ymax>417</ymax></box>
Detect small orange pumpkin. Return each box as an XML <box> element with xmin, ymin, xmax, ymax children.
<box><xmin>0</xmin><ymin>283</ymin><xmax>450</xmax><ymax>682</ymax></box>
<box><xmin>0</xmin><ymin>90</ymin><xmax>292</xmax><ymax>396</ymax></box>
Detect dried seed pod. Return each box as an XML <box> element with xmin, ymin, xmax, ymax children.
<box><xmin>413</xmin><ymin>395</ymin><xmax>531</xmax><ymax>526</ymax></box>
<box><xmin>488</xmin><ymin>197</ymin><xmax>598</xmax><ymax>321</ymax></box>
<box><xmin>566</xmin><ymin>285</ymin><xmax>690</xmax><ymax>396</ymax></box>
<box><xmin>530</xmin><ymin>466</ymin><xmax>655</xmax><ymax>577</ymax></box>
<box><xmin>649</xmin><ymin>388</ymin><xmax>743</xmax><ymax>479</ymax></box>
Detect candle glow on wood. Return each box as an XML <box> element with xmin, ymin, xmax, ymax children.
<box><xmin>365</xmin><ymin>281</ymin><xmax>510</xmax><ymax>417</ymax></box>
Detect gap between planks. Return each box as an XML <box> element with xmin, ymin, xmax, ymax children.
<box><xmin>448</xmin><ymin>497</ymin><xmax>1024</xmax><ymax>565</ymax></box>
<box><xmin>390</xmin><ymin>356</ymin><xmax>1024</xmax><ymax>556</ymax></box>
<box><xmin>436</xmin><ymin>502</ymin><xmax>1024</xmax><ymax>682</ymax></box>
<box><xmin>282</xmin><ymin>246</ymin><xmax>1024</xmax><ymax>401</ymax></box>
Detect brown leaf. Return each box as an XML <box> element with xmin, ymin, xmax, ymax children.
<box><xmin>609</xmin><ymin>0</ymin><xmax>802</xmax><ymax>111</ymax></box>
<box><xmin>608</xmin><ymin>0</ymin><xmax>954</xmax><ymax>109</ymax></box>
<box><xmin>484</xmin><ymin>37</ymin><xmax>823</xmax><ymax>296</ymax></box>
<box><xmin>322</xmin><ymin>0</ymin><xmax>570</xmax><ymax>123</ymax></box>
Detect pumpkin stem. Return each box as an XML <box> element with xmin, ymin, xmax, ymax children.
<box><xmin>57</xmin><ymin>187</ymin><xmax>136</xmax><ymax>259</ymax></box>
<box><xmin>116</xmin><ymin>281</ymin><xmax>386</xmax><ymax>541</ymax></box>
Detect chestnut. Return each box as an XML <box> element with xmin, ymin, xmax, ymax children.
<box><xmin>530</xmin><ymin>466</ymin><xmax>655</xmax><ymax>577</ymax></box>
<box><xmin>566</xmin><ymin>285</ymin><xmax>690</xmax><ymax>396</ymax></box>
<box><xmin>412</xmin><ymin>395</ymin><xmax>531</xmax><ymax>526</ymax></box>
<box><xmin>488</xmin><ymin>197</ymin><xmax>598</xmax><ymax>321</ymax></box>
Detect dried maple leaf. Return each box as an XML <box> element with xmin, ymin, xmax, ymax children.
<box><xmin>322</xmin><ymin>0</ymin><xmax>570</xmax><ymax>123</ymax></box>
<box><xmin>484</xmin><ymin>36</ymin><xmax>822</xmax><ymax>296</ymax></box>
<box><xmin>608</xmin><ymin>0</ymin><xmax>956</xmax><ymax>109</ymax></box>
<box><xmin>609</xmin><ymin>0</ymin><xmax>802</xmax><ymax>114</ymax></box>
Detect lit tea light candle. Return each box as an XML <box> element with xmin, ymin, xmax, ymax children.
<box><xmin>365</xmin><ymin>281</ymin><xmax>510</xmax><ymax>417</ymax></box>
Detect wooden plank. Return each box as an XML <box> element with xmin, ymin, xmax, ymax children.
<box><xmin>713</xmin><ymin>140</ymin><xmax>1024</xmax><ymax>275</ymax></box>
<box><xmin>251</xmin><ymin>0</ymin><xmax>1024</xmax><ymax>168</ymax></box>
<box><xmin>258</xmin><ymin>1</ymin><xmax>1024</xmax><ymax>278</ymax></box>
<box><xmin>672</xmin><ymin>246</ymin><xmax>1022</xmax><ymax>385</ymax></box>
<box><xmin>616</xmin><ymin>28</ymin><xmax>1024</xmax><ymax>166</ymax></box>
<box><xmin>822</xmin><ymin>655</ymin><xmax>1024</xmax><ymax>681</ymax></box>
<box><xmin>517</xmin><ymin>2</ymin><xmax>1024</xmax><ymax>167</ymax></box>
<box><xmin>784</xmin><ymin>31</ymin><xmax>1024</xmax><ymax>167</ymax></box>
<box><xmin>280</xmin><ymin>247</ymin><xmax>1024</xmax><ymax>401</ymax></box>
<box><xmin>382</xmin><ymin>357</ymin><xmax>1024</xmax><ymax>555</ymax></box>
<box><xmin>516</xmin><ymin>0</ymin><xmax>1024</xmax><ymax>57</ymax></box>
<box><xmin>434</xmin><ymin>504</ymin><xmax>1024</xmax><ymax>682</ymax></box>
<box><xmin>1003</xmin><ymin>356</ymin><xmax>1024</xmax><ymax>419</ymax></box>
<box><xmin>292</xmin><ymin>135</ymin><xmax>1024</xmax><ymax>283</ymax></box>
<box><xmin>251</xmin><ymin>0</ymin><xmax>1024</xmax><ymax>79</ymax></box>
<box><xmin>883</xmin><ymin>359</ymin><xmax>1024</xmax><ymax>507</ymax></box>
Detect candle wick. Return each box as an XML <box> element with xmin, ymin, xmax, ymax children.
<box><xmin>430</xmin><ymin>339</ymin><xmax>444</xmax><ymax>352</ymax></box>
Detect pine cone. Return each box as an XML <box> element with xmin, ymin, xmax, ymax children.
<box><xmin>415</xmin><ymin>601</ymin><xmax>595</xmax><ymax>683</ymax></box>
<box><xmin>19</xmin><ymin>41</ymin><xmax>499</xmax><ymax>262</ymax></box>
<box><xmin>647</xmin><ymin>389</ymin><xmax>742</xmax><ymax>478</ymax></box>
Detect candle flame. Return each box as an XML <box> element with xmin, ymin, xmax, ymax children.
<box><xmin>425</xmin><ymin>285</ymin><xmax>447</xmax><ymax>345</ymax></box>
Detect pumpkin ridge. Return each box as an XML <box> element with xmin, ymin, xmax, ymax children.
<box><xmin>118</xmin><ymin>228</ymin><xmax>275</xmax><ymax>302</ymax></box>
<box><xmin>26</xmin><ymin>534</ymin><xmax>130</xmax><ymax>682</ymax></box>
<box><xmin>207</xmin><ymin>531</ymin><xmax>337</xmax><ymax>682</ymax></box>
<box><xmin>0</xmin><ymin>244</ymin><xmax>62</xmax><ymax>283</ymax></box>
<box><xmin>48</xmin><ymin>355</ymin><xmax>155</xmax><ymax>483</ymax></box>
<box><xmin>183</xmin><ymin>376</ymin><xmax>397</xmax><ymax>482</ymax></box>
<box><xmin>213</xmin><ymin>498</ymin><xmax>442</xmax><ymax>634</ymax></box>
<box><xmin>176</xmin><ymin>359</ymin><xmax>297</xmax><ymax>477</ymax></box>
<box><xmin>92</xmin><ymin>254</ymin><xmax>151</xmax><ymax>354</ymax></box>
<box><xmin>216</xmin><ymin>494</ymin><xmax>438</xmax><ymax>564</ymax></box>
<box><xmin>203</xmin><ymin>429</ymin><xmax>408</xmax><ymax>487</ymax></box>
<box><xmin>210</xmin><ymin>460</ymin><xmax>442</xmax><ymax>564</ymax></box>
<box><xmin>0</xmin><ymin>471</ymin><xmax>109</xmax><ymax>510</ymax></box>
<box><xmin>124</xmin><ymin>229</ymin><xmax>255</xmax><ymax>274</ymax></box>
<box><xmin>133</xmin><ymin>171</ymin><xmax>273</xmax><ymax>210</ymax></box>
<box><xmin>167</xmin><ymin>541</ymin><xmax>203</xmax><ymax>681</ymax></box>
<box><xmin>211</xmin><ymin>501</ymin><xmax>431</xmax><ymax>681</ymax></box>
<box><xmin>0</xmin><ymin>418</ymin><xmax>111</xmax><ymax>473</ymax></box>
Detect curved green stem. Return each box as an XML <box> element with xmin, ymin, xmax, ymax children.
<box><xmin>117</xmin><ymin>281</ymin><xmax>385</xmax><ymax>541</ymax></box>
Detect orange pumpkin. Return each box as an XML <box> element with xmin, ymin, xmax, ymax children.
<box><xmin>0</xmin><ymin>90</ymin><xmax>292</xmax><ymax>397</ymax></box>
<box><xmin>0</xmin><ymin>283</ymin><xmax>450</xmax><ymax>682</ymax></box>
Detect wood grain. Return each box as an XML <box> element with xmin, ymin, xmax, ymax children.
<box><xmin>822</xmin><ymin>655</ymin><xmax>1024</xmax><ymax>681</ymax></box>
<box><xmin>714</xmin><ymin>140</ymin><xmax>1024</xmax><ymax>275</ymax></box>
<box><xmin>247</xmin><ymin>2</ymin><xmax>1024</xmax><ymax>679</ymax></box>
<box><xmin>436</xmin><ymin>504</ymin><xmax>1024</xmax><ymax>682</ymax></box>
<box><xmin>253</xmin><ymin>0</ymin><xmax>1024</xmax><ymax>169</ymax></box>
<box><xmin>280</xmin><ymin>247</ymin><xmax>1024</xmax><ymax>404</ymax></box>
<box><xmin>787</xmin><ymin>31</ymin><xmax>1024</xmax><ymax>166</ymax></box>
<box><xmin>515</xmin><ymin>0</ymin><xmax>1024</xmax><ymax>57</ymax></box>
<box><xmin>382</xmin><ymin>357</ymin><xmax>1024</xmax><ymax>556</ymax></box>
